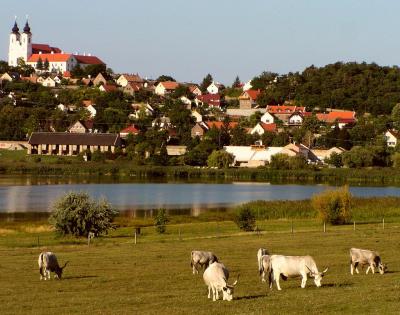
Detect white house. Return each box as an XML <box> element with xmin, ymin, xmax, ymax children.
<box><xmin>288</xmin><ymin>113</ymin><xmax>305</xmax><ymax>126</ymax></box>
<box><xmin>385</xmin><ymin>130</ymin><xmax>400</xmax><ymax>147</ymax></box>
<box><xmin>191</xmin><ymin>110</ymin><xmax>202</xmax><ymax>122</ymax></box>
<box><xmin>310</xmin><ymin>147</ymin><xmax>345</xmax><ymax>164</ymax></box>
<box><xmin>83</xmin><ymin>100</ymin><xmax>96</xmax><ymax>118</ymax></box>
<box><xmin>155</xmin><ymin>81</ymin><xmax>179</xmax><ymax>96</ymax></box>
<box><xmin>180</xmin><ymin>96</ymin><xmax>192</xmax><ymax>108</ymax></box>
<box><xmin>0</xmin><ymin>72</ymin><xmax>14</xmax><ymax>82</ymax></box>
<box><xmin>250</xmin><ymin>123</ymin><xmax>277</xmax><ymax>136</ymax></box>
<box><xmin>116</xmin><ymin>74</ymin><xmax>143</xmax><ymax>87</ymax></box>
<box><xmin>260</xmin><ymin>112</ymin><xmax>275</xmax><ymax>124</ymax></box>
<box><xmin>207</xmin><ymin>81</ymin><xmax>219</xmax><ymax>94</ymax></box>
<box><xmin>42</xmin><ymin>77</ymin><xmax>56</xmax><ymax>87</ymax></box>
<box><xmin>224</xmin><ymin>145</ymin><xmax>284</xmax><ymax>167</ymax></box>
<box><xmin>56</xmin><ymin>103</ymin><xmax>67</xmax><ymax>112</ymax></box>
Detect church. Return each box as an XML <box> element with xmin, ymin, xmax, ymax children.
<box><xmin>8</xmin><ymin>19</ymin><xmax>105</xmax><ymax>73</ymax></box>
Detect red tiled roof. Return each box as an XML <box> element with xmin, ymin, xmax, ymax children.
<box><xmin>74</xmin><ymin>55</ymin><xmax>104</xmax><ymax>65</ymax></box>
<box><xmin>32</xmin><ymin>44</ymin><xmax>61</xmax><ymax>54</ymax></box>
<box><xmin>205</xmin><ymin>121</ymin><xmax>238</xmax><ymax>129</ymax></box>
<box><xmin>126</xmin><ymin>82</ymin><xmax>141</xmax><ymax>91</ymax></box>
<box><xmin>160</xmin><ymin>81</ymin><xmax>179</xmax><ymax>90</ymax></box>
<box><xmin>63</xmin><ymin>71</ymin><xmax>71</xmax><ymax>78</ymax></box>
<box><xmin>28</xmin><ymin>53</ymin><xmax>72</xmax><ymax>63</ymax></box>
<box><xmin>242</xmin><ymin>89</ymin><xmax>261</xmax><ymax>101</ymax></box>
<box><xmin>120</xmin><ymin>125</ymin><xmax>140</xmax><ymax>134</ymax></box>
<box><xmin>122</xmin><ymin>74</ymin><xmax>144</xmax><ymax>83</ymax></box>
<box><xmin>267</xmin><ymin>105</ymin><xmax>306</xmax><ymax>114</ymax></box>
<box><xmin>260</xmin><ymin>123</ymin><xmax>277</xmax><ymax>132</ymax></box>
<box><xmin>316</xmin><ymin>111</ymin><xmax>356</xmax><ymax>123</ymax></box>
<box><xmin>100</xmin><ymin>84</ymin><xmax>118</xmax><ymax>92</ymax></box>
<box><xmin>196</xmin><ymin>94</ymin><xmax>221</xmax><ymax>107</ymax></box>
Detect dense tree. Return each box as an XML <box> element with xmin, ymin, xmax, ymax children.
<box><xmin>200</xmin><ymin>73</ymin><xmax>213</xmax><ymax>92</ymax></box>
<box><xmin>391</xmin><ymin>103</ymin><xmax>400</xmax><ymax>129</ymax></box>
<box><xmin>43</xmin><ymin>58</ymin><xmax>49</xmax><ymax>71</ymax></box>
<box><xmin>36</xmin><ymin>57</ymin><xmax>43</xmax><ymax>70</ymax></box>
<box><xmin>157</xmin><ymin>75</ymin><xmax>175</xmax><ymax>82</ymax></box>
<box><xmin>207</xmin><ymin>150</ymin><xmax>234</xmax><ymax>168</ymax></box>
<box><xmin>232</xmin><ymin>75</ymin><xmax>241</xmax><ymax>88</ymax></box>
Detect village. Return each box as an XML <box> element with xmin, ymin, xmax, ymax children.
<box><xmin>1</xmin><ymin>19</ymin><xmax>400</xmax><ymax>169</ymax></box>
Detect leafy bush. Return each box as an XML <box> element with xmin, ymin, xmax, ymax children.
<box><xmin>154</xmin><ymin>209</ymin><xmax>169</xmax><ymax>234</ymax></box>
<box><xmin>234</xmin><ymin>206</ymin><xmax>256</xmax><ymax>231</ymax></box>
<box><xmin>49</xmin><ymin>192</ymin><xmax>118</xmax><ymax>236</ymax></box>
<box><xmin>311</xmin><ymin>186</ymin><xmax>352</xmax><ymax>225</ymax></box>
<box><xmin>91</xmin><ymin>151</ymin><xmax>106</xmax><ymax>162</ymax></box>
<box><xmin>207</xmin><ymin>150</ymin><xmax>234</xmax><ymax>168</ymax></box>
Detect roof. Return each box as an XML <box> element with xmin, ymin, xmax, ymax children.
<box><xmin>74</xmin><ymin>55</ymin><xmax>104</xmax><ymax>65</ymax></box>
<box><xmin>386</xmin><ymin>129</ymin><xmax>400</xmax><ymax>139</ymax></box>
<box><xmin>159</xmin><ymin>81</ymin><xmax>179</xmax><ymax>90</ymax></box>
<box><xmin>240</xmin><ymin>89</ymin><xmax>261</xmax><ymax>101</ymax></box>
<box><xmin>120</xmin><ymin>125</ymin><xmax>140</xmax><ymax>134</ymax></box>
<box><xmin>28</xmin><ymin>132</ymin><xmax>122</xmax><ymax>146</ymax></box>
<box><xmin>32</xmin><ymin>44</ymin><xmax>61</xmax><ymax>54</ymax></box>
<box><xmin>205</xmin><ymin>121</ymin><xmax>238</xmax><ymax>129</ymax></box>
<box><xmin>260</xmin><ymin>123</ymin><xmax>277</xmax><ymax>132</ymax></box>
<box><xmin>28</xmin><ymin>53</ymin><xmax>72</xmax><ymax>63</ymax></box>
<box><xmin>82</xmin><ymin>100</ymin><xmax>94</xmax><ymax>107</ymax></box>
<box><xmin>196</xmin><ymin>93</ymin><xmax>221</xmax><ymax>107</ymax></box>
<box><xmin>226</xmin><ymin>108</ymin><xmax>266</xmax><ymax>117</ymax></box>
<box><xmin>126</xmin><ymin>82</ymin><xmax>142</xmax><ymax>91</ymax></box>
<box><xmin>267</xmin><ymin>105</ymin><xmax>306</xmax><ymax>114</ymax></box>
<box><xmin>121</xmin><ymin>74</ymin><xmax>144</xmax><ymax>83</ymax></box>
<box><xmin>189</xmin><ymin>85</ymin><xmax>201</xmax><ymax>93</ymax></box>
<box><xmin>224</xmin><ymin>146</ymin><xmax>284</xmax><ymax>162</ymax></box>
<box><xmin>100</xmin><ymin>84</ymin><xmax>118</xmax><ymax>92</ymax></box>
<box><xmin>316</xmin><ymin>111</ymin><xmax>356</xmax><ymax>123</ymax></box>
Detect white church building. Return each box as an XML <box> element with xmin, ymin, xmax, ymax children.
<box><xmin>8</xmin><ymin>19</ymin><xmax>105</xmax><ymax>73</ymax></box>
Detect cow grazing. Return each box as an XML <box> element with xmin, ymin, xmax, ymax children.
<box><xmin>190</xmin><ymin>250</ymin><xmax>218</xmax><ymax>274</ymax></box>
<box><xmin>269</xmin><ymin>255</ymin><xmax>328</xmax><ymax>290</ymax></box>
<box><xmin>257</xmin><ymin>248</ymin><xmax>270</xmax><ymax>282</ymax></box>
<box><xmin>203</xmin><ymin>262</ymin><xmax>238</xmax><ymax>301</ymax></box>
<box><xmin>350</xmin><ymin>248</ymin><xmax>387</xmax><ymax>275</ymax></box>
<box><xmin>38</xmin><ymin>252</ymin><xmax>68</xmax><ymax>280</ymax></box>
<box><xmin>259</xmin><ymin>254</ymin><xmax>273</xmax><ymax>288</ymax></box>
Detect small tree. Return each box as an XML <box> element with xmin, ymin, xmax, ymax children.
<box><xmin>43</xmin><ymin>58</ymin><xmax>50</xmax><ymax>71</ymax></box>
<box><xmin>36</xmin><ymin>57</ymin><xmax>43</xmax><ymax>70</ymax></box>
<box><xmin>207</xmin><ymin>150</ymin><xmax>234</xmax><ymax>168</ymax></box>
<box><xmin>311</xmin><ymin>186</ymin><xmax>352</xmax><ymax>225</ymax></box>
<box><xmin>49</xmin><ymin>192</ymin><xmax>118</xmax><ymax>236</ymax></box>
<box><xmin>234</xmin><ymin>206</ymin><xmax>256</xmax><ymax>231</ymax></box>
<box><xmin>154</xmin><ymin>209</ymin><xmax>169</xmax><ymax>234</ymax></box>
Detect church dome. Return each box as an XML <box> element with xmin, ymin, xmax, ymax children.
<box><xmin>12</xmin><ymin>21</ymin><xmax>19</xmax><ymax>33</ymax></box>
<box><xmin>23</xmin><ymin>21</ymin><xmax>31</xmax><ymax>33</ymax></box>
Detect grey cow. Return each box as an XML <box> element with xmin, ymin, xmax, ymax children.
<box><xmin>350</xmin><ymin>248</ymin><xmax>387</xmax><ymax>275</ymax></box>
<box><xmin>257</xmin><ymin>248</ymin><xmax>270</xmax><ymax>282</ymax></box>
<box><xmin>190</xmin><ymin>250</ymin><xmax>218</xmax><ymax>274</ymax></box>
<box><xmin>38</xmin><ymin>252</ymin><xmax>68</xmax><ymax>280</ymax></box>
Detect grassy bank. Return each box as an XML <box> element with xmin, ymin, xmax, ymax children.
<box><xmin>0</xmin><ymin>217</ymin><xmax>399</xmax><ymax>314</ymax></box>
<box><xmin>2</xmin><ymin>149</ymin><xmax>400</xmax><ymax>184</ymax></box>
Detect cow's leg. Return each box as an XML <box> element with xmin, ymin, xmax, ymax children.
<box><xmin>355</xmin><ymin>262</ymin><xmax>359</xmax><ymax>274</ymax></box>
<box><xmin>350</xmin><ymin>263</ymin><xmax>354</xmax><ymax>275</ymax></box>
<box><xmin>274</xmin><ymin>271</ymin><xmax>282</xmax><ymax>291</ymax></box>
<box><xmin>215</xmin><ymin>287</ymin><xmax>219</xmax><ymax>300</ymax></box>
<box><xmin>212</xmin><ymin>286</ymin><xmax>217</xmax><ymax>301</ymax></box>
<box><xmin>366</xmin><ymin>265</ymin><xmax>371</xmax><ymax>274</ymax></box>
<box><xmin>301</xmin><ymin>273</ymin><xmax>307</xmax><ymax>288</ymax></box>
<box><xmin>39</xmin><ymin>267</ymin><xmax>43</xmax><ymax>280</ymax></box>
<box><xmin>370</xmin><ymin>263</ymin><xmax>376</xmax><ymax>274</ymax></box>
<box><xmin>207</xmin><ymin>286</ymin><xmax>211</xmax><ymax>299</ymax></box>
<box><xmin>193</xmin><ymin>263</ymin><xmax>199</xmax><ymax>274</ymax></box>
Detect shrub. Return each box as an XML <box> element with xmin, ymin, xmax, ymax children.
<box><xmin>49</xmin><ymin>192</ymin><xmax>118</xmax><ymax>236</ymax></box>
<box><xmin>234</xmin><ymin>206</ymin><xmax>256</xmax><ymax>231</ymax></box>
<box><xmin>154</xmin><ymin>209</ymin><xmax>169</xmax><ymax>234</ymax></box>
<box><xmin>311</xmin><ymin>186</ymin><xmax>352</xmax><ymax>225</ymax></box>
<box><xmin>207</xmin><ymin>150</ymin><xmax>234</xmax><ymax>169</ymax></box>
<box><xmin>91</xmin><ymin>151</ymin><xmax>106</xmax><ymax>162</ymax></box>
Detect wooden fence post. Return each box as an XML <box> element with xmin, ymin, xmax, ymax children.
<box><xmin>179</xmin><ymin>228</ymin><xmax>181</xmax><ymax>241</ymax></box>
<box><xmin>383</xmin><ymin>218</ymin><xmax>385</xmax><ymax>230</ymax></box>
<box><xmin>353</xmin><ymin>221</ymin><xmax>356</xmax><ymax>231</ymax></box>
<box><xmin>323</xmin><ymin>221</ymin><xmax>326</xmax><ymax>233</ymax></box>
<box><xmin>291</xmin><ymin>220</ymin><xmax>294</xmax><ymax>234</ymax></box>
<box><xmin>134</xmin><ymin>231</ymin><xmax>137</xmax><ymax>245</ymax></box>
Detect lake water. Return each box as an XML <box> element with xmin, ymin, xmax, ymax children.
<box><xmin>1</xmin><ymin>176</ymin><xmax>400</xmax><ymax>215</ymax></box>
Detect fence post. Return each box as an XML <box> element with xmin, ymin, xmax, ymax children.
<box><xmin>87</xmin><ymin>232</ymin><xmax>94</xmax><ymax>246</ymax></box>
<box><xmin>323</xmin><ymin>221</ymin><xmax>326</xmax><ymax>233</ymax></box>
<box><xmin>383</xmin><ymin>218</ymin><xmax>385</xmax><ymax>230</ymax></box>
<box><xmin>291</xmin><ymin>220</ymin><xmax>294</xmax><ymax>234</ymax></box>
<box><xmin>179</xmin><ymin>228</ymin><xmax>181</xmax><ymax>241</ymax></box>
<box><xmin>134</xmin><ymin>231</ymin><xmax>137</xmax><ymax>245</ymax></box>
<box><xmin>353</xmin><ymin>221</ymin><xmax>356</xmax><ymax>231</ymax></box>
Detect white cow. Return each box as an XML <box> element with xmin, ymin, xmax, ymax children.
<box><xmin>269</xmin><ymin>255</ymin><xmax>328</xmax><ymax>290</ymax></box>
<box><xmin>259</xmin><ymin>254</ymin><xmax>273</xmax><ymax>288</ymax></box>
<box><xmin>38</xmin><ymin>252</ymin><xmax>68</xmax><ymax>280</ymax></box>
<box><xmin>203</xmin><ymin>262</ymin><xmax>238</xmax><ymax>301</ymax></box>
<box><xmin>257</xmin><ymin>248</ymin><xmax>269</xmax><ymax>282</ymax></box>
<box><xmin>350</xmin><ymin>248</ymin><xmax>387</xmax><ymax>275</ymax></box>
<box><xmin>190</xmin><ymin>250</ymin><xmax>218</xmax><ymax>274</ymax></box>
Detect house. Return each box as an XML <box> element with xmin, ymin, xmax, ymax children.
<box><xmin>155</xmin><ymin>81</ymin><xmax>179</xmax><ymax>96</ymax></box>
<box><xmin>310</xmin><ymin>147</ymin><xmax>346</xmax><ymax>163</ymax></box>
<box><xmin>180</xmin><ymin>96</ymin><xmax>192</xmax><ymax>109</ymax></box>
<box><xmin>42</xmin><ymin>77</ymin><xmax>56</xmax><ymax>87</ymax></box>
<box><xmin>316</xmin><ymin>110</ymin><xmax>356</xmax><ymax>128</ymax></box>
<box><xmin>281</xmin><ymin>143</ymin><xmax>311</xmax><ymax>160</ymax></box>
<box><xmin>191</xmin><ymin>110</ymin><xmax>202</xmax><ymax>122</ymax></box>
<box><xmin>224</xmin><ymin>145</ymin><xmax>284</xmax><ymax>167</ymax></box>
<box><xmin>191</xmin><ymin>122</ymin><xmax>208</xmax><ymax>138</ymax></box>
<box><xmin>81</xmin><ymin>77</ymin><xmax>93</xmax><ymax>86</ymax></box>
<box><xmin>152</xmin><ymin>116</ymin><xmax>171</xmax><ymax>129</ymax></box>
<box><xmin>207</xmin><ymin>81</ymin><xmax>222</xmax><ymax>94</ymax></box>
<box><xmin>195</xmin><ymin>94</ymin><xmax>221</xmax><ymax>108</ymax></box>
<box><xmin>239</xmin><ymin>89</ymin><xmax>260</xmax><ymax>109</ymax></box>
<box><xmin>250</xmin><ymin>123</ymin><xmax>277</xmax><ymax>135</ymax></box>
<box><xmin>99</xmin><ymin>84</ymin><xmax>118</xmax><ymax>93</ymax></box>
<box><xmin>288</xmin><ymin>112</ymin><xmax>311</xmax><ymax>126</ymax></box>
<box><xmin>120</xmin><ymin>125</ymin><xmax>140</xmax><ymax>138</ymax></box>
<box><xmin>37</xmin><ymin>76</ymin><xmax>45</xmax><ymax>84</ymax></box>
<box><xmin>53</xmin><ymin>75</ymin><xmax>62</xmax><ymax>84</ymax></box>
<box><xmin>82</xmin><ymin>100</ymin><xmax>96</xmax><ymax>118</ymax></box>
<box><xmin>205</xmin><ymin>121</ymin><xmax>238</xmax><ymax>130</ymax></box>
<box><xmin>385</xmin><ymin>130</ymin><xmax>400</xmax><ymax>147</ymax></box>
<box><xmin>56</xmin><ymin>103</ymin><xmax>67</xmax><ymax>112</ymax></box>
<box><xmin>0</xmin><ymin>72</ymin><xmax>14</xmax><ymax>82</ymax></box>
<box><xmin>21</xmin><ymin>75</ymin><xmax>39</xmax><ymax>84</ymax></box>
<box><xmin>0</xmin><ymin>140</ymin><xmax>28</xmax><ymax>150</ymax></box>
<box><xmin>28</xmin><ymin>132</ymin><xmax>122</xmax><ymax>156</ymax></box>
<box><xmin>226</xmin><ymin>108</ymin><xmax>266</xmax><ymax>118</ymax></box>
<box><xmin>123</xmin><ymin>82</ymin><xmax>141</xmax><ymax>96</ymax></box>
<box><xmin>116</xmin><ymin>74</ymin><xmax>144</xmax><ymax>87</ymax></box>
<box><xmin>130</xmin><ymin>103</ymin><xmax>154</xmax><ymax>119</ymax></box>
<box><xmin>93</xmin><ymin>73</ymin><xmax>107</xmax><ymax>86</ymax></box>
<box><xmin>68</xmin><ymin>120</ymin><xmax>94</xmax><ymax>133</ymax></box>
<box><xmin>266</xmin><ymin>105</ymin><xmax>306</xmax><ymax>114</ymax></box>
<box><xmin>189</xmin><ymin>85</ymin><xmax>202</xmax><ymax>96</ymax></box>
<box><xmin>166</xmin><ymin>145</ymin><xmax>187</xmax><ymax>156</ymax></box>
<box><xmin>260</xmin><ymin>112</ymin><xmax>275</xmax><ymax>124</ymax></box>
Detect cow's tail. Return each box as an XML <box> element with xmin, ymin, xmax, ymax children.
<box><xmin>190</xmin><ymin>251</ymin><xmax>193</xmax><ymax>267</ymax></box>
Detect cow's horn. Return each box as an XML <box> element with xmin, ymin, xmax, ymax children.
<box><xmin>232</xmin><ymin>274</ymin><xmax>240</xmax><ymax>286</ymax></box>
<box><xmin>306</xmin><ymin>265</ymin><xmax>313</xmax><ymax>274</ymax></box>
<box><xmin>61</xmin><ymin>261</ymin><xmax>69</xmax><ymax>269</ymax></box>
<box><xmin>322</xmin><ymin>267</ymin><xmax>328</xmax><ymax>274</ymax></box>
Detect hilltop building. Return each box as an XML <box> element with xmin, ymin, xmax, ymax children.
<box><xmin>8</xmin><ymin>19</ymin><xmax>105</xmax><ymax>72</ymax></box>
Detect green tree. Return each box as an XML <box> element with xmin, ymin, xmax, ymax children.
<box><xmin>200</xmin><ymin>73</ymin><xmax>213</xmax><ymax>92</ymax></box>
<box><xmin>232</xmin><ymin>75</ymin><xmax>241</xmax><ymax>88</ymax></box>
<box><xmin>207</xmin><ymin>150</ymin><xmax>234</xmax><ymax>168</ymax></box>
<box><xmin>36</xmin><ymin>57</ymin><xmax>43</xmax><ymax>70</ymax></box>
<box><xmin>325</xmin><ymin>152</ymin><xmax>343</xmax><ymax>167</ymax></box>
<box><xmin>234</xmin><ymin>206</ymin><xmax>256</xmax><ymax>231</ymax></box>
<box><xmin>391</xmin><ymin>152</ymin><xmax>400</xmax><ymax>168</ymax></box>
<box><xmin>154</xmin><ymin>209</ymin><xmax>169</xmax><ymax>234</ymax></box>
<box><xmin>49</xmin><ymin>192</ymin><xmax>118</xmax><ymax>237</ymax></box>
<box><xmin>157</xmin><ymin>75</ymin><xmax>175</xmax><ymax>82</ymax></box>
<box><xmin>391</xmin><ymin>103</ymin><xmax>400</xmax><ymax>129</ymax></box>
<box><xmin>43</xmin><ymin>58</ymin><xmax>49</xmax><ymax>71</ymax></box>
<box><xmin>269</xmin><ymin>153</ymin><xmax>290</xmax><ymax>169</ymax></box>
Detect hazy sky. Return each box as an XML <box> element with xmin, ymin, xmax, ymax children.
<box><xmin>1</xmin><ymin>0</ymin><xmax>399</xmax><ymax>84</ymax></box>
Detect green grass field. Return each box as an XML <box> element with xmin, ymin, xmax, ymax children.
<box><xmin>0</xmin><ymin>219</ymin><xmax>399</xmax><ymax>315</ymax></box>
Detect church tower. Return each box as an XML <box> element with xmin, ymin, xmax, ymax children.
<box><xmin>8</xmin><ymin>18</ymin><xmax>32</xmax><ymax>67</ymax></box>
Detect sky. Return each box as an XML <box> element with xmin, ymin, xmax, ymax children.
<box><xmin>1</xmin><ymin>0</ymin><xmax>400</xmax><ymax>84</ymax></box>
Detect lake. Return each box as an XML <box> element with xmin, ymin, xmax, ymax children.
<box><xmin>1</xmin><ymin>176</ymin><xmax>400</xmax><ymax>215</ymax></box>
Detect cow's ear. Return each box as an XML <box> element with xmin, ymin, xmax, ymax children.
<box><xmin>223</xmin><ymin>287</ymin><xmax>227</xmax><ymax>291</ymax></box>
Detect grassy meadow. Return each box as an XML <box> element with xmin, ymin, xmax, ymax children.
<box><xmin>0</xmin><ymin>217</ymin><xmax>399</xmax><ymax>315</ymax></box>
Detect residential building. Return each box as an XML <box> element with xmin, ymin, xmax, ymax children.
<box><xmin>239</xmin><ymin>89</ymin><xmax>260</xmax><ymax>109</ymax></box>
<box><xmin>385</xmin><ymin>130</ymin><xmax>400</xmax><ymax>147</ymax></box>
<box><xmin>155</xmin><ymin>81</ymin><xmax>179</xmax><ymax>96</ymax></box>
<box><xmin>250</xmin><ymin>123</ymin><xmax>277</xmax><ymax>135</ymax></box>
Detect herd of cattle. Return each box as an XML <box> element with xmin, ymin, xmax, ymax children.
<box><xmin>37</xmin><ymin>247</ymin><xmax>387</xmax><ymax>302</ymax></box>
<box><xmin>190</xmin><ymin>247</ymin><xmax>387</xmax><ymax>301</ymax></box>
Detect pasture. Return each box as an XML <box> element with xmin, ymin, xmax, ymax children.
<box><xmin>0</xmin><ymin>219</ymin><xmax>399</xmax><ymax>315</ymax></box>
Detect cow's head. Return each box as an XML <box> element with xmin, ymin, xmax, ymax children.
<box><xmin>55</xmin><ymin>261</ymin><xmax>69</xmax><ymax>279</ymax></box>
<box><xmin>307</xmin><ymin>266</ymin><xmax>328</xmax><ymax>287</ymax></box>
<box><xmin>222</xmin><ymin>275</ymin><xmax>239</xmax><ymax>301</ymax></box>
<box><xmin>378</xmin><ymin>262</ymin><xmax>387</xmax><ymax>275</ymax></box>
